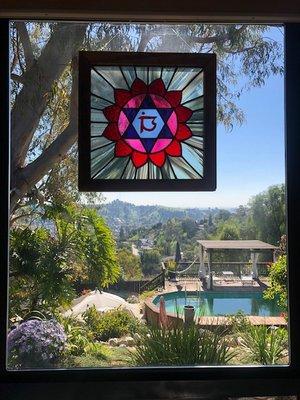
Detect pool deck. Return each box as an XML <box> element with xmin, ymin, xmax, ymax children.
<box><xmin>197</xmin><ymin>315</ymin><xmax>287</xmax><ymax>326</ymax></box>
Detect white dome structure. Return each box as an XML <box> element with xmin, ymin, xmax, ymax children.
<box><xmin>64</xmin><ymin>289</ymin><xmax>129</xmax><ymax>317</ymax></box>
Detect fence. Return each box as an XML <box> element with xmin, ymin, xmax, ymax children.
<box><xmin>75</xmin><ymin>279</ymin><xmax>152</xmax><ymax>295</ymax></box>
<box><xmin>172</xmin><ymin>261</ymin><xmax>271</xmax><ymax>278</ymax></box>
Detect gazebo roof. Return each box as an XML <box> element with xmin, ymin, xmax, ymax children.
<box><xmin>197</xmin><ymin>240</ymin><xmax>278</xmax><ymax>250</ymax></box>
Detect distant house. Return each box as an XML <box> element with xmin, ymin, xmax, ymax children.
<box><xmin>139</xmin><ymin>238</ymin><xmax>154</xmax><ymax>250</ymax></box>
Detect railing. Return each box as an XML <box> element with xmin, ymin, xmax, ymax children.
<box><xmin>174</xmin><ymin>261</ymin><xmax>271</xmax><ymax>278</ymax></box>
<box><xmin>140</xmin><ymin>267</ymin><xmax>165</xmax><ymax>292</ymax></box>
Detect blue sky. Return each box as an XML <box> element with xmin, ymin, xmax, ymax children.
<box><xmin>103</xmin><ymin>29</ymin><xmax>285</xmax><ymax>209</ymax></box>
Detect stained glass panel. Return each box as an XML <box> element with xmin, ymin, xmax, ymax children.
<box><xmin>79</xmin><ymin>52</ymin><xmax>216</xmax><ymax>191</ymax></box>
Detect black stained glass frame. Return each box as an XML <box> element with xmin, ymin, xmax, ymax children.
<box><xmin>78</xmin><ymin>52</ymin><xmax>216</xmax><ymax>191</ymax></box>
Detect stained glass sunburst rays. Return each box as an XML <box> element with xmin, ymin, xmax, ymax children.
<box><xmin>78</xmin><ymin>52</ymin><xmax>216</xmax><ymax>191</ymax></box>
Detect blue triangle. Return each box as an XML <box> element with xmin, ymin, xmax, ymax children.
<box><xmin>122</xmin><ymin>125</ymin><xmax>140</xmax><ymax>139</ymax></box>
<box><xmin>141</xmin><ymin>138</ymin><xmax>155</xmax><ymax>153</ymax></box>
<box><xmin>139</xmin><ymin>95</ymin><xmax>156</xmax><ymax>109</ymax></box>
<box><xmin>123</xmin><ymin>108</ymin><xmax>138</xmax><ymax>123</ymax></box>
<box><xmin>157</xmin><ymin>108</ymin><xmax>173</xmax><ymax>123</ymax></box>
<box><xmin>158</xmin><ymin>125</ymin><xmax>173</xmax><ymax>139</ymax></box>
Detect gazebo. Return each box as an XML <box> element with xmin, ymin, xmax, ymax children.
<box><xmin>197</xmin><ymin>240</ymin><xmax>278</xmax><ymax>282</ymax></box>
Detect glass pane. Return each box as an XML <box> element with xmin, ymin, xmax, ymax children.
<box><xmin>88</xmin><ymin>64</ymin><xmax>204</xmax><ymax>181</ymax></box>
<box><xmin>121</xmin><ymin>66</ymin><xmax>137</xmax><ymax>87</ymax></box>
<box><xmin>91</xmin><ymin>69</ymin><xmax>114</xmax><ymax>102</ymax></box>
<box><xmin>91</xmin><ymin>95</ymin><xmax>113</xmax><ymax>110</ymax></box>
<box><xmin>91</xmin><ymin>122</ymin><xmax>107</xmax><ymax>136</ymax></box>
<box><xmin>94</xmin><ymin>66</ymin><xmax>129</xmax><ymax>90</ymax></box>
<box><xmin>8</xmin><ymin>21</ymin><xmax>287</xmax><ymax>372</ymax></box>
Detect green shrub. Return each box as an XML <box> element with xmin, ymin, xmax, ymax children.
<box><xmin>83</xmin><ymin>306</ymin><xmax>140</xmax><ymax>341</ymax></box>
<box><xmin>139</xmin><ymin>290</ymin><xmax>156</xmax><ymax>302</ymax></box>
<box><xmin>58</xmin><ymin>315</ymin><xmax>94</xmax><ymax>356</ymax></box>
<box><xmin>264</xmin><ymin>255</ymin><xmax>287</xmax><ymax>311</ymax></box>
<box><xmin>131</xmin><ymin>325</ymin><xmax>235</xmax><ymax>366</ymax></box>
<box><xmin>240</xmin><ymin>325</ymin><xmax>288</xmax><ymax>365</ymax></box>
<box><xmin>227</xmin><ymin>311</ymin><xmax>250</xmax><ymax>334</ymax></box>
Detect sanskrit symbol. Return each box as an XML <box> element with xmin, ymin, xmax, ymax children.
<box><xmin>138</xmin><ymin>112</ymin><xmax>157</xmax><ymax>133</ymax></box>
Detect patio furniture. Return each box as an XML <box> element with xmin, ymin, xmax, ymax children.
<box><xmin>222</xmin><ymin>271</ymin><xmax>234</xmax><ymax>278</ymax></box>
<box><xmin>241</xmin><ymin>275</ymin><xmax>254</xmax><ymax>286</ymax></box>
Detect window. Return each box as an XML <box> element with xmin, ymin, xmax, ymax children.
<box><xmin>1</xmin><ymin>17</ymin><xmax>300</xmax><ymax>398</ymax></box>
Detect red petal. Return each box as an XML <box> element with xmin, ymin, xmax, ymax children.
<box><xmin>114</xmin><ymin>89</ymin><xmax>132</xmax><ymax>107</ymax></box>
<box><xmin>103</xmin><ymin>105</ymin><xmax>121</xmax><ymax>122</ymax></box>
<box><xmin>175</xmin><ymin>105</ymin><xmax>193</xmax><ymax>122</ymax></box>
<box><xmin>165</xmin><ymin>140</ymin><xmax>182</xmax><ymax>157</ymax></box>
<box><xmin>115</xmin><ymin>140</ymin><xmax>132</xmax><ymax>157</ymax></box>
<box><xmin>164</xmin><ymin>91</ymin><xmax>182</xmax><ymax>107</ymax></box>
<box><xmin>131</xmin><ymin>151</ymin><xmax>148</xmax><ymax>168</ymax></box>
<box><xmin>176</xmin><ymin>124</ymin><xmax>192</xmax><ymax>141</ymax></box>
<box><xmin>148</xmin><ymin>78</ymin><xmax>166</xmax><ymax>96</ymax></box>
<box><xmin>149</xmin><ymin>151</ymin><xmax>166</xmax><ymax>167</ymax></box>
<box><xmin>131</xmin><ymin>78</ymin><xmax>148</xmax><ymax>95</ymax></box>
<box><xmin>103</xmin><ymin>124</ymin><xmax>121</xmax><ymax>141</ymax></box>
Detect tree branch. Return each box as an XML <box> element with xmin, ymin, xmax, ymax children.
<box><xmin>10</xmin><ymin>59</ymin><xmax>79</xmax><ymax>212</ymax></box>
<box><xmin>137</xmin><ymin>28</ymin><xmax>156</xmax><ymax>52</ymax></box>
<box><xmin>14</xmin><ymin>22</ymin><xmax>35</xmax><ymax>70</ymax></box>
<box><xmin>11</xmin><ymin>23</ymin><xmax>87</xmax><ymax>174</ymax></box>
<box><xmin>189</xmin><ymin>25</ymin><xmax>248</xmax><ymax>46</ymax></box>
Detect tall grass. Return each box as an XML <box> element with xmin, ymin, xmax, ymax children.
<box><xmin>131</xmin><ymin>325</ymin><xmax>235</xmax><ymax>366</ymax></box>
<box><xmin>240</xmin><ymin>325</ymin><xmax>288</xmax><ymax>365</ymax></box>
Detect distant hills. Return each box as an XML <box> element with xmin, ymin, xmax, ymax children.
<box><xmin>96</xmin><ymin>199</ymin><xmax>233</xmax><ymax>233</ymax></box>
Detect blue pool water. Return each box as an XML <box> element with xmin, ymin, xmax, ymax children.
<box><xmin>153</xmin><ymin>291</ymin><xmax>281</xmax><ymax>317</ymax></box>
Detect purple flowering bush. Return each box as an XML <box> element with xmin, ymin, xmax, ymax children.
<box><xmin>7</xmin><ymin>319</ymin><xmax>67</xmax><ymax>369</ymax></box>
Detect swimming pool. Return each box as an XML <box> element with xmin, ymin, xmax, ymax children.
<box><xmin>153</xmin><ymin>291</ymin><xmax>281</xmax><ymax>317</ymax></box>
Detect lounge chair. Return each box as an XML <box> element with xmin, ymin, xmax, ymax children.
<box><xmin>241</xmin><ymin>275</ymin><xmax>254</xmax><ymax>286</ymax></box>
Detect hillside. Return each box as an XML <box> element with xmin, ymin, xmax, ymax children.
<box><xmin>97</xmin><ymin>199</ymin><xmax>226</xmax><ymax>233</ymax></box>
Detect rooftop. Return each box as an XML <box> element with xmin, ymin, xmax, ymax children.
<box><xmin>197</xmin><ymin>240</ymin><xmax>278</xmax><ymax>250</ymax></box>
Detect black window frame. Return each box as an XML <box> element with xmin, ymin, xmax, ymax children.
<box><xmin>1</xmin><ymin>19</ymin><xmax>300</xmax><ymax>398</ymax></box>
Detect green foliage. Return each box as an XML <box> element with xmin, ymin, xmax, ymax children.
<box><xmin>118</xmin><ymin>226</ymin><xmax>126</xmax><ymax>242</ymax></box>
<box><xmin>215</xmin><ymin>221</ymin><xmax>240</xmax><ymax>240</ymax></box>
<box><xmin>140</xmin><ymin>249</ymin><xmax>161</xmax><ymax>276</ymax></box>
<box><xmin>180</xmin><ymin>219</ymin><xmax>198</xmax><ymax>239</ymax></box>
<box><xmin>264</xmin><ymin>255</ymin><xmax>287</xmax><ymax>310</ymax></box>
<box><xmin>139</xmin><ymin>290</ymin><xmax>157</xmax><ymax>301</ymax></box>
<box><xmin>9</xmin><ymin>203</ymin><xmax>120</xmax><ymax>318</ymax></box>
<box><xmin>131</xmin><ymin>326</ymin><xmax>235</xmax><ymax>366</ymax></box>
<box><xmin>63</xmin><ymin>345</ymin><xmax>130</xmax><ymax>368</ymax></box>
<box><xmin>227</xmin><ymin>311</ymin><xmax>251</xmax><ymax>334</ymax></box>
<box><xmin>249</xmin><ymin>184</ymin><xmax>285</xmax><ymax>245</ymax></box>
<box><xmin>165</xmin><ymin>259</ymin><xmax>176</xmax><ymax>271</ymax></box>
<box><xmin>175</xmin><ymin>241</ymin><xmax>182</xmax><ymax>263</ymax></box>
<box><xmin>57</xmin><ymin>315</ymin><xmax>94</xmax><ymax>356</ymax></box>
<box><xmin>240</xmin><ymin>325</ymin><xmax>288</xmax><ymax>365</ymax></box>
<box><xmin>117</xmin><ymin>249</ymin><xmax>142</xmax><ymax>280</ymax></box>
<box><xmin>10</xmin><ymin>226</ymin><xmax>76</xmax><ymax>317</ymax></box>
<box><xmin>74</xmin><ymin>206</ymin><xmax>121</xmax><ymax>287</ymax></box>
<box><xmin>83</xmin><ymin>306</ymin><xmax>139</xmax><ymax>341</ymax></box>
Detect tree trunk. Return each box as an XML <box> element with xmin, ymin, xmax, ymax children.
<box><xmin>10</xmin><ymin>23</ymin><xmax>87</xmax><ymax>212</ymax></box>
